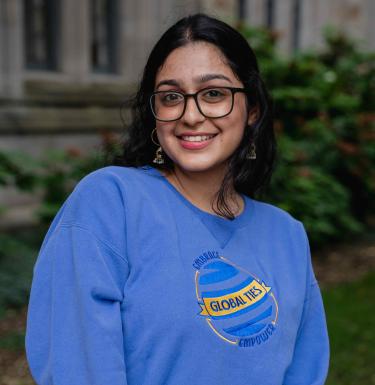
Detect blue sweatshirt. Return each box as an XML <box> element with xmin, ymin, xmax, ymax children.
<box><xmin>26</xmin><ymin>165</ymin><xmax>329</xmax><ymax>385</ymax></box>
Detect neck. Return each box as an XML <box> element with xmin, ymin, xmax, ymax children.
<box><xmin>163</xmin><ymin>165</ymin><xmax>243</xmax><ymax>217</ymax></box>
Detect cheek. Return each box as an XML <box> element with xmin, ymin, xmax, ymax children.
<box><xmin>221</xmin><ymin>106</ymin><xmax>248</xmax><ymax>135</ymax></box>
<box><xmin>155</xmin><ymin>122</ymin><xmax>171</xmax><ymax>135</ymax></box>
<box><xmin>155</xmin><ymin>122</ymin><xmax>176</xmax><ymax>147</ymax></box>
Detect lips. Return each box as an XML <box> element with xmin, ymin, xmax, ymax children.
<box><xmin>177</xmin><ymin>133</ymin><xmax>218</xmax><ymax>150</ymax></box>
<box><xmin>180</xmin><ymin>134</ymin><xmax>216</xmax><ymax>142</ymax></box>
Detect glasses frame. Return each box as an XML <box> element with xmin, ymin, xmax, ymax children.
<box><xmin>149</xmin><ymin>86</ymin><xmax>246</xmax><ymax>122</ymax></box>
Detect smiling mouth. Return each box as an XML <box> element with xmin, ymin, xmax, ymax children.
<box><xmin>178</xmin><ymin>134</ymin><xmax>217</xmax><ymax>142</ymax></box>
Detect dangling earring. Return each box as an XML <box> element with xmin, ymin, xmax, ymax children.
<box><xmin>151</xmin><ymin>128</ymin><xmax>165</xmax><ymax>165</ymax></box>
<box><xmin>246</xmin><ymin>142</ymin><xmax>257</xmax><ymax>160</ymax></box>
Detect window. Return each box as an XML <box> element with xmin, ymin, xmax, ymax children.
<box><xmin>91</xmin><ymin>0</ymin><xmax>118</xmax><ymax>73</ymax></box>
<box><xmin>24</xmin><ymin>0</ymin><xmax>59</xmax><ymax>70</ymax></box>
<box><xmin>291</xmin><ymin>0</ymin><xmax>301</xmax><ymax>51</ymax></box>
<box><xmin>265</xmin><ymin>0</ymin><xmax>275</xmax><ymax>29</ymax></box>
<box><xmin>238</xmin><ymin>0</ymin><xmax>246</xmax><ymax>22</ymax></box>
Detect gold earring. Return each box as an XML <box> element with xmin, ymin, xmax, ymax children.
<box><xmin>151</xmin><ymin>128</ymin><xmax>165</xmax><ymax>165</ymax></box>
<box><xmin>246</xmin><ymin>142</ymin><xmax>256</xmax><ymax>160</ymax></box>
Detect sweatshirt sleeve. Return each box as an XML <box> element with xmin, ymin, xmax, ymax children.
<box><xmin>25</xmin><ymin>224</ymin><xmax>129</xmax><ymax>385</ymax></box>
<box><xmin>283</xmin><ymin>224</ymin><xmax>330</xmax><ymax>385</ymax></box>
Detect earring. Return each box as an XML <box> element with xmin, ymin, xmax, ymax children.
<box><xmin>153</xmin><ymin>147</ymin><xmax>165</xmax><ymax>165</ymax></box>
<box><xmin>151</xmin><ymin>128</ymin><xmax>165</xmax><ymax>165</ymax></box>
<box><xmin>246</xmin><ymin>142</ymin><xmax>256</xmax><ymax>160</ymax></box>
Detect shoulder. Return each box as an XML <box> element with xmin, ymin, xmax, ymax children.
<box><xmin>78</xmin><ymin>165</ymin><xmax>161</xmax><ymax>190</ymax></box>
<box><xmin>48</xmin><ymin>166</ymin><xmax>151</xmax><ymax>252</ymax></box>
<box><xmin>75</xmin><ymin>165</ymin><xmax>150</xmax><ymax>188</ymax></box>
<box><xmin>250</xmin><ymin>199</ymin><xmax>314</xmax><ymax>282</ymax></box>
<box><xmin>52</xmin><ymin>164</ymin><xmax>161</xmax><ymax>228</ymax></box>
<box><xmin>70</xmin><ymin>165</ymin><xmax>160</xmax><ymax>201</ymax></box>
<box><xmin>250</xmin><ymin>198</ymin><xmax>307</xmax><ymax>244</ymax></box>
<box><xmin>252</xmin><ymin>199</ymin><xmax>298</xmax><ymax>223</ymax></box>
<box><xmin>65</xmin><ymin>166</ymin><xmax>129</xmax><ymax>212</ymax></box>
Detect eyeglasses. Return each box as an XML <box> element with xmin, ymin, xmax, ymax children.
<box><xmin>150</xmin><ymin>86</ymin><xmax>246</xmax><ymax>122</ymax></box>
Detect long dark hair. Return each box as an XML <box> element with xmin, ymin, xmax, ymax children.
<box><xmin>115</xmin><ymin>13</ymin><xmax>276</xmax><ymax>219</ymax></box>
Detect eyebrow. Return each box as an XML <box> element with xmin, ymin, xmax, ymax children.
<box><xmin>156</xmin><ymin>79</ymin><xmax>180</xmax><ymax>89</ymax></box>
<box><xmin>155</xmin><ymin>73</ymin><xmax>232</xmax><ymax>89</ymax></box>
<box><xmin>196</xmin><ymin>73</ymin><xmax>232</xmax><ymax>83</ymax></box>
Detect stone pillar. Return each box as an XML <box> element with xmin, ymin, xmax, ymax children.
<box><xmin>121</xmin><ymin>0</ymin><xmax>153</xmax><ymax>83</ymax></box>
<box><xmin>300</xmin><ymin>0</ymin><xmax>320</xmax><ymax>50</ymax></box>
<box><xmin>245</xmin><ymin>0</ymin><xmax>266</xmax><ymax>28</ymax></box>
<box><xmin>60</xmin><ymin>0</ymin><xmax>90</xmax><ymax>81</ymax></box>
<box><xmin>331</xmin><ymin>0</ymin><xmax>368</xmax><ymax>46</ymax></box>
<box><xmin>0</xmin><ymin>1</ymin><xmax>3</xmax><ymax>96</ymax></box>
<box><xmin>120</xmin><ymin>0</ymin><xmax>200</xmax><ymax>84</ymax></box>
<box><xmin>300</xmin><ymin>0</ymin><xmax>372</xmax><ymax>52</ymax></box>
<box><xmin>158</xmin><ymin>0</ymin><xmax>199</xmax><ymax>30</ymax></box>
<box><xmin>364</xmin><ymin>0</ymin><xmax>375</xmax><ymax>50</ymax></box>
<box><xmin>0</xmin><ymin>0</ymin><xmax>23</xmax><ymax>98</ymax></box>
<box><xmin>200</xmin><ymin>0</ymin><xmax>237</xmax><ymax>23</ymax></box>
<box><xmin>136</xmin><ymin>0</ymin><xmax>162</xmax><ymax>65</ymax></box>
<box><xmin>274</xmin><ymin>0</ymin><xmax>294</xmax><ymax>55</ymax></box>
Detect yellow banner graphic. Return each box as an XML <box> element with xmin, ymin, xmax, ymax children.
<box><xmin>200</xmin><ymin>280</ymin><xmax>271</xmax><ymax>318</ymax></box>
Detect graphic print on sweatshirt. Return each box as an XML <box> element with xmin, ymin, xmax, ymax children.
<box><xmin>192</xmin><ymin>251</ymin><xmax>278</xmax><ymax>348</ymax></box>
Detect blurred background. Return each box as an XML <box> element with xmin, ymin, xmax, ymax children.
<box><xmin>0</xmin><ymin>0</ymin><xmax>374</xmax><ymax>384</ymax></box>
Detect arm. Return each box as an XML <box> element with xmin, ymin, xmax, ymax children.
<box><xmin>283</xmin><ymin>225</ymin><xmax>330</xmax><ymax>385</ymax></box>
<box><xmin>25</xmin><ymin>224</ymin><xmax>129</xmax><ymax>385</ymax></box>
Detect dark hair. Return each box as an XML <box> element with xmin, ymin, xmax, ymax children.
<box><xmin>115</xmin><ymin>13</ymin><xmax>276</xmax><ymax>219</ymax></box>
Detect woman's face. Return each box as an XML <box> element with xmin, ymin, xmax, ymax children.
<box><xmin>154</xmin><ymin>42</ymin><xmax>253</xmax><ymax>176</ymax></box>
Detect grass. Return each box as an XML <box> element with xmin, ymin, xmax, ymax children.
<box><xmin>323</xmin><ymin>272</ymin><xmax>375</xmax><ymax>385</ymax></box>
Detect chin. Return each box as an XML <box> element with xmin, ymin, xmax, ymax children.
<box><xmin>173</xmin><ymin>158</ymin><xmax>227</xmax><ymax>175</ymax></box>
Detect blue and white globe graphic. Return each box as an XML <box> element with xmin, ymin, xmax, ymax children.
<box><xmin>195</xmin><ymin>257</ymin><xmax>278</xmax><ymax>347</ymax></box>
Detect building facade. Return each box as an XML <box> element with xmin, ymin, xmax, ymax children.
<box><xmin>0</xmin><ymin>0</ymin><xmax>373</xmax><ymax>226</ymax></box>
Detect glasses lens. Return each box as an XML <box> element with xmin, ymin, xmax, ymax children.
<box><xmin>151</xmin><ymin>91</ymin><xmax>185</xmax><ymax>121</ymax></box>
<box><xmin>197</xmin><ymin>87</ymin><xmax>233</xmax><ymax>118</ymax></box>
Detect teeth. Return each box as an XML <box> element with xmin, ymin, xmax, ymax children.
<box><xmin>181</xmin><ymin>135</ymin><xmax>215</xmax><ymax>142</ymax></box>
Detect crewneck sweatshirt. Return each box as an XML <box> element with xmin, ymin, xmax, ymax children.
<box><xmin>26</xmin><ymin>165</ymin><xmax>329</xmax><ymax>385</ymax></box>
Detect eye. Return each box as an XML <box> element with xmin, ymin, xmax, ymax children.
<box><xmin>200</xmin><ymin>88</ymin><xmax>228</xmax><ymax>102</ymax></box>
<box><xmin>160</xmin><ymin>92</ymin><xmax>184</xmax><ymax>106</ymax></box>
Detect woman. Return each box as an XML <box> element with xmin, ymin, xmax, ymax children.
<box><xmin>26</xmin><ymin>14</ymin><xmax>329</xmax><ymax>385</ymax></box>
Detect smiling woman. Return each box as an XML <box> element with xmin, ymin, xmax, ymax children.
<box><xmin>119</xmin><ymin>16</ymin><xmax>276</xmax><ymax>218</ymax></box>
<box><xmin>25</xmin><ymin>13</ymin><xmax>329</xmax><ymax>385</ymax></box>
<box><xmin>152</xmin><ymin>41</ymin><xmax>253</xmax><ymax>199</ymax></box>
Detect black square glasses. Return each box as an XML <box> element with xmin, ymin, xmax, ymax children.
<box><xmin>149</xmin><ymin>86</ymin><xmax>246</xmax><ymax>122</ymax></box>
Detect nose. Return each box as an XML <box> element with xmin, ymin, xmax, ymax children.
<box><xmin>181</xmin><ymin>95</ymin><xmax>205</xmax><ymax>126</ymax></box>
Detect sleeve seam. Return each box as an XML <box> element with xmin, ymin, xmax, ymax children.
<box><xmin>59</xmin><ymin>222</ymin><xmax>129</xmax><ymax>265</ymax></box>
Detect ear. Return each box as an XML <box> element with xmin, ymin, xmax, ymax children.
<box><xmin>247</xmin><ymin>105</ymin><xmax>259</xmax><ymax>127</ymax></box>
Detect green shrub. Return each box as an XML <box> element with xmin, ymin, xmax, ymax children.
<box><xmin>240</xmin><ymin>25</ymin><xmax>374</xmax><ymax>244</ymax></box>
<box><xmin>0</xmin><ymin>232</ymin><xmax>39</xmax><ymax>317</ymax></box>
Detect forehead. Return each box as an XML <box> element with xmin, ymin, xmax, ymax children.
<box><xmin>155</xmin><ymin>42</ymin><xmax>238</xmax><ymax>84</ymax></box>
